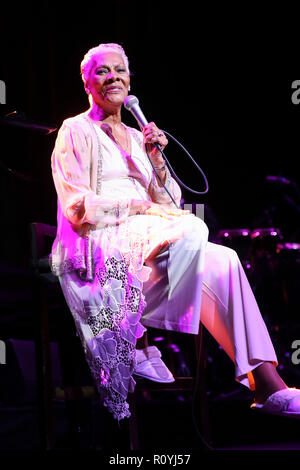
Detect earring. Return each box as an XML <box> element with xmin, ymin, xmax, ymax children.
<box><xmin>128</xmin><ymin>85</ymin><xmax>131</xmax><ymax>91</ymax></box>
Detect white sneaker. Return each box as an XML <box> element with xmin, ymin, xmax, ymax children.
<box><xmin>251</xmin><ymin>387</ymin><xmax>300</xmax><ymax>418</ymax></box>
<box><xmin>134</xmin><ymin>346</ymin><xmax>175</xmax><ymax>383</ymax></box>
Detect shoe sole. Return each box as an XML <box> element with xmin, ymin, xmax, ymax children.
<box><xmin>251</xmin><ymin>404</ymin><xmax>300</xmax><ymax>419</ymax></box>
<box><xmin>133</xmin><ymin>371</ymin><xmax>175</xmax><ymax>383</ymax></box>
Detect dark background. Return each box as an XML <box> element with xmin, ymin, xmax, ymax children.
<box><xmin>2</xmin><ymin>0</ymin><xmax>300</xmax><ymax>454</ymax></box>
<box><xmin>1</xmin><ymin>2</ymin><xmax>300</xmax><ymax>265</ymax></box>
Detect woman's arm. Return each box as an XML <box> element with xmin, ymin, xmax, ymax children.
<box><xmin>129</xmin><ymin>126</ymin><xmax>182</xmax><ymax>208</ymax></box>
<box><xmin>148</xmin><ymin>167</ymin><xmax>182</xmax><ymax>208</ymax></box>
<box><xmin>52</xmin><ymin>121</ymin><xmax>184</xmax><ymax>228</ymax></box>
<box><xmin>52</xmin><ymin>122</ymin><xmax>132</xmax><ymax>228</ymax></box>
<box><xmin>141</xmin><ymin>123</ymin><xmax>182</xmax><ymax>208</ymax></box>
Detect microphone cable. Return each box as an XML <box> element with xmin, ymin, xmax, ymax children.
<box><xmin>145</xmin><ymin>129</ymin><xmax>209</xmax><ymax>209</ymax></box>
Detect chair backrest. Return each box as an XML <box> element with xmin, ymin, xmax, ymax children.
<box><xmin>29</xmin><ymin>222</ymin><xmax>57</xmax><ymax>274</ymax></box>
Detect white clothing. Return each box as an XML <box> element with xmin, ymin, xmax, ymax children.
<box><xmin>52</xmin><ymin>112</ymin><xmax>277</xmax><ymax>420</ymax></box>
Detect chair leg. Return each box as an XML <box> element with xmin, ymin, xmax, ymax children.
<box><xmin>193</xmin><ymin>324</ymin><xmax>213</xmax><ymax>447</ymax></box>
<box><xmin>34</xmin><ymin>281</ymin><xmax>55</xmax><ymax>450</ymax></box>
<box><xmin>128</xmin><ymin>393</ymin><xmax>140</xmax><ymax>450</ymax></box>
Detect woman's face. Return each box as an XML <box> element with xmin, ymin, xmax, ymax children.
<box><xmin>87</xmin><ymin>51</ymin><xmax>130</xmax><ymax>108</ymax></box>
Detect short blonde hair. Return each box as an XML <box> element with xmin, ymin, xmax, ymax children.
<box><xmin>80</xmin><ymin>43</ymin><xmax>130</xmax><ymax>86</ymax></box>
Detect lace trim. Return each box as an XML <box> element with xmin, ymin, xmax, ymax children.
<box><xmin>83</xmin><ymin>115</ymin><xmax>103</xmax><ymax>197</ymax></box>
<box><xmin>83</xmin><ymin>115</ymin><xmax>103</xmax><ymax>281</ymax></box>
<box><xmin>51</xmin><ymin>116</ymin><xmax>103</xmax><ymax>280</ymax></box>
<box><xmin>50</xmin><ymin>247</ymin><xmax>95</xmax><ymax>281</ymax></box>
<box><xmin>50</xmin><ymin>252</ymin><xmax>87</xmax><ymax>277</ymax></box>
<box><xmin>127</xmin><ymin>126</ymin><xmax>143</xmax><ymax>148</ymax></box>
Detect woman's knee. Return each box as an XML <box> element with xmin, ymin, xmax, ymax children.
<box><xmin>182</xmin><ymin>214</ymin><xmax>209</xmax><ymax>242</ymax></box>
<box><xmin>205</xmin><ymin>242</ymin><xmax>240</xmax><ymax>269</ymax></box>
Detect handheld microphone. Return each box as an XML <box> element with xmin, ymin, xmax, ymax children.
<box><xmin>124</xmin><ymin>94</ymin><xmax>209</xmax><ymax>197</ymax></box>
<box><xmin>123</xmin><ymin>95</ymin><xmax>162</xmax><ymax>152</ymax></box>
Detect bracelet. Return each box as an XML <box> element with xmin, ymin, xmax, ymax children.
<box><xmin>154</xmin><ymin>165</ymin><xmax>166</xmax><ymax>171</ymax></box>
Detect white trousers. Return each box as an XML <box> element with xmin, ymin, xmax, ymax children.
<box><xmin>142</xmin><ymin>216</ymin><xmax>278</xmax><ymax>390</ymax></box>
<box><xmin>59</xmin><ymin>214</ymin><xmax>278</xmax><ymax>393</ymax></box>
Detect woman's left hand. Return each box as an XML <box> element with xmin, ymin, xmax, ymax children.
<box><xmin>142</xmin><ymin>122</ymin><xmax>168</xmax><ymax>166</ymax></box>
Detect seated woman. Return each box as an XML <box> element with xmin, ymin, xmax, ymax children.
<box><xmin>50</xmin><ymin>42</ymin><xmax>300</xmax><ymax>421</ymax></box>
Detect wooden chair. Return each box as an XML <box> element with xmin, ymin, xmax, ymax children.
<box><xmin>128</xmin><ymin>327</ymin><xmax>212</xmax><ymax>450</ymax></box>
<box><xmin>29</xmin><ymin>222</ymin><xmax>95</xmax><ymax>450</ymax></box>
<box><xmin>29</xmin><ymin>222</ymin><xmax>212</xmax><ymax>451</ymax></box>
<box><xmin>29</xmin><ymin>222</ymin><xmax>58</xmax><ymax>450</ymax></box>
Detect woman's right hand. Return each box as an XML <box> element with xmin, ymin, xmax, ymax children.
<box><xmin>130</xmin><ymin>199</ymin><xmax>190</xmax><ymax>219</ymax></box>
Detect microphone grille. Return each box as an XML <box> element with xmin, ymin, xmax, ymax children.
<box><xmin>124</xmin><ymin>95</ymin><xmax>139</xmax><ymax>110</ymax></box>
